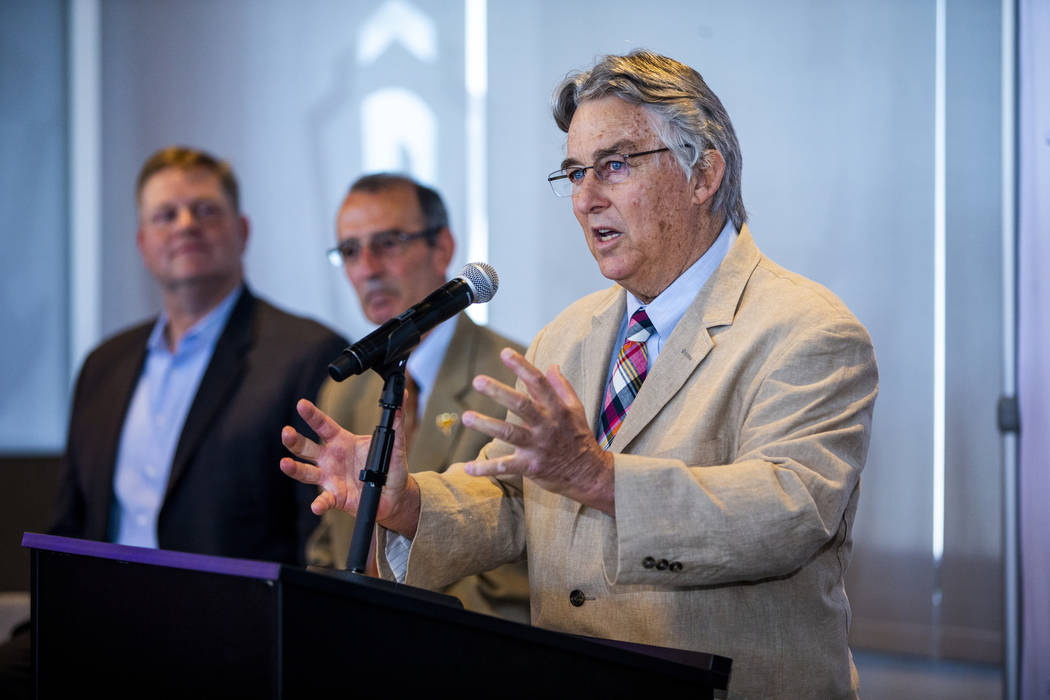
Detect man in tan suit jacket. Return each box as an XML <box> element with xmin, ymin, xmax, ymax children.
<box><xmin>282</xmin><ymin>52</ymin><xmax>877</xmax><ymax>699</ymax></box>
<box><xmin>309</xmin><ymin>173</ymin><xmax>529</xmax><ymax>622</ymax></box>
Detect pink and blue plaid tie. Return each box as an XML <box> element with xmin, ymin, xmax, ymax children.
<box><xmin>596</xmin><ymin>308</ymin><xmax>655</xmax><ymax>450</ymax></box>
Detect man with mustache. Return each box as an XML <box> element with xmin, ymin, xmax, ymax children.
<box><xmin>308</xmin><ymin>173</ymin><xmax>529</xmax><ymax>622</ymax></box>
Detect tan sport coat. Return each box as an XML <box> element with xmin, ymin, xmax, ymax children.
<box><xmin>307</xmin><ymin>313</ymin><xmax>530</xmax><ymax>622</ymax></box>
<box><xmin>380</xmin><ymin>227</ymin><xmax>878</xmax><ymax>699</ymax></box>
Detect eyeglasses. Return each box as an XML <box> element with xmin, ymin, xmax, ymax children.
<box><xmin>326</xmin><ymin>226</ymin><xmax>439</xmax><ymax>266</ymax></box>
<box><xmin>547</xmin><ymin>147</ymin><xmax>670</xmax><ymax>197</ymax></box>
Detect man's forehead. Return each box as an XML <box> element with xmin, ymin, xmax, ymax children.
<box><xmin>337</xmin><ymin>186</ymin><xmax>422</xmax><ymax>237</ymax></box>
<box><xmin>564</xmin><ymin>98</ymin><xmax>655</xmax><ymax>164</ymax></box>
<box><xmin>145</xmin><ymin>165</ymin><xmax>220</xmax><ymax>188</ymax></box>
<box><xmin>139</xmin><ymin>166</ymin><xmax>226</xmax><ymax>207</ymax></box>
<box><xmin>562</xmin><ymin>138</ymin><xmax>647</xmax><ymax>168</ymax></box>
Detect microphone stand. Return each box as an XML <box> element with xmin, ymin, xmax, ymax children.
<box><xmin>334</xmin><ymin>317</ymin><xmax>422</xmax><ymax>574</ymax></box>
<box><xmin>345</xmin><ymin>356</ymin><xmax>408</xmax><ymax>573</ymax></box>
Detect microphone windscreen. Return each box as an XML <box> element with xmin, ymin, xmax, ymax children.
<box><xmin>458</xmin><ymin>262</ymin><xmax>499</xmax><ymax>303</ymax></box>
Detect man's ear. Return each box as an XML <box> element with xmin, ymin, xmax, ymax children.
<box><xmin>692</xmin><ymin>149</ymin><xmax>726</xmax><ymax>208</ymax></box>
<box><xmin>238</xmin><ymin>215</ymin><xmax>251</xmax><ymax>253</ymax></box>
<box><xmin>432</xmin><ymin>226</ymin><xmax>455</xmax><ymax>272</ymax></box>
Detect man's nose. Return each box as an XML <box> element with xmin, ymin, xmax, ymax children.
<box><xmin>173</xmin><ymin>205</ymin><xmax>200</xmax><ymax>230</ymax></box>
<box><xmin>572</xmin><ymin>170</ymin><xmax>608</xmax><ymax>215</ymax></box>
<box><xmin>352</xmin><ymin>242</ymin><xmax>385</xmax><ymax>276</ymax></box>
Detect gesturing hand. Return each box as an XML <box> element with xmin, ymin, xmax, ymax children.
<box><xmin>461</xmin><ymin>348</ymin><xmax>616</xmax><ymax>515</ymax></box>
<box><xmin>279</xmin><ymin>398</ymin><xmax>421</xmax><ymax>537</ymax></box>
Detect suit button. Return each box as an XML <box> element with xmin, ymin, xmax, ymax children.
<box><xmin>643</xmin><ymin>556</ymin><xmax>656</xmax><ymax>569</ymax></box>
<box><xmin>656</xmin><ymin>559</ymin><xmax>669</xmax><ymax>570</ymax></box>
<box><xmin>569</xmin><ymin>589</ymin><xmax>586</xmax><ymax>607</ymax></box>
<box><xmin>669</xmin><ymin>561</ymin><xmax>683</xmax><ymax>572</ymax></box>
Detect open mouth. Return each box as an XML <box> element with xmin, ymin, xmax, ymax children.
<box><xmin>594</xmin><ymin>227</ymin><xmax>622</xmax><ymax>242</ymax></box>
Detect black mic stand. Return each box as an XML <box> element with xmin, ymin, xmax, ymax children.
<box><xmin>330</xmin><ymin>315</ymin><xmax>423</xmax><ymax>574</ymax></box>
<box><xmin>345</xmin><ymin>355</ymin><xmax>408</xmax><ymax>574</ymax></box>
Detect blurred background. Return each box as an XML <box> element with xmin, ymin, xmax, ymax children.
<box><xmin>1</xmin><ymin>1</ymin><xmax>1046</xmax><ymax>698</ymax></box>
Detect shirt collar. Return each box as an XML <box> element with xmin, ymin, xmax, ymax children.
<box><xmin>147</xmin><ymin>284</ymin><xmax>243</xmax><ymax>356</ymax></box>
<box><xmin>624</xmin><ymin>219</ymin><xmax>737</xmax><ymax>340</ymax></box>
<box><xmin>405</xmin><ymin>313</ymin><xmax>457</xmax><ymax>397</ymax></box>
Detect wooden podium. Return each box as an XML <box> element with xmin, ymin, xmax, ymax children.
<box><xmin>23</xmin><ymin>532</ymin><xmax>731</xmax><ymax>697</ymax></box>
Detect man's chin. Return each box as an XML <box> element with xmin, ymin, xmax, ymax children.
<box><xmin>160</xmin><ymin>269</ymin><xmax>239</xmax><ymax>293</ymax></box>
<box><xmin>363</xmin><ymin>301</ymin><xmax>400</xmax><ymax>325</ymax></box>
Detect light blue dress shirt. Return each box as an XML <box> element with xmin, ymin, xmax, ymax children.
<box><xmin>109</xmin><ymin>286</ymin><xmax>242</xmax><ymax>548</ymax></box>
<box><xmin>605</xmin><ymin>219</ymin><xmax>737</xmax><ymax>381</ymax></box>
<box><xmin>405</xmin><ymin>315</ymin><xmax>457</xmax><ymax>418</ymax></box>
<box><xmin>388</xmin><ymin>221</ymin><xmax>739</xmax><ymax>581</ymax></box>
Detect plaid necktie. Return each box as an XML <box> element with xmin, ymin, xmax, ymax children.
<box><xmin>596</xmin><ymin>308</ymin><xmax>655</xmax><ymax>450</ymax></box>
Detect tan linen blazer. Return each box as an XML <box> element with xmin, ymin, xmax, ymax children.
<box><xmin>381</xmin><ymin>227</ymin><xmax>878</xmax><ymax>698</ymax></box>
<box><xmin>307</xmin><ymin>313</ymin><xmax>530</xmax><ymax>622</ymax></box>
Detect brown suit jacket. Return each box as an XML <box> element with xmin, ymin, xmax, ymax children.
<box><xmin>380</xmin><ymin>227</ymin><xmax>878</xmax><ymax>698</ymax></box>
<box><xmin>307</xmin><ymin>313</ymin><xmax>530</xmax><ymax>622</ymax></box>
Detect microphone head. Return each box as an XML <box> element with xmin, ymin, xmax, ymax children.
<box><xmin>457</xmin><ymin>262</ymin><xmax>499</xmax><ymax>303</ymax></box>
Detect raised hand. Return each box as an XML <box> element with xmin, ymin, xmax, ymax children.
<box><xmin>460</xmin><ymin>348</ymin><xmax>616</xmax><ymax>515</ymax></box>
<box><xmin>280</xmin><ymin>398</ymin><xmax>421</xmax><ymax>537</ymax></box>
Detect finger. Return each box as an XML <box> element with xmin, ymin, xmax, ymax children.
<box><xmin>386</xmin><ymin>409</ymin><xmax>410</xmax><ymax>488</ymax></box>
<box><xmin>311</xmin><ymin>489</ymin><xmax>336</xmax><ymax>516</ymax></box>
<box><xmin>461</xmin><ymin>410</ymin><xmax>531</xmax><ymax>446</ymax></box>
<box><xmin>472</xmin><ymin>374</ymin><xmax>541</xmax><ymax>424</ymax></box>
<box><xmin>499</xmin><ymin>348</ymin><xmax>544</xmax><ymax>384</ymax></box>
<box><xmin>392</xmin><ymin>408</ymin><xmax>407</xmax><ymax>452</ymax></box>
<box><xmin>546</xmin><ymin>365</ymin><xmax>585</xmax><ymax>412</ymax></box>
<box><xmin>279</xmin><ymin>456</ymin><xmax>322</xmax><ymax>485</ymax></box>
<box><xmin>500</xmin><ymin>348</ymin><xmax>560</xmax><ymax>406</ymax></box>
<box><xmin>295</xmin><ymin>398</ymin><xmax>347</xmax><ymax>444</ymax></box>
<box><xmin>281</xmin><ymin>425</ymin><xmax>321</xmax><ymax>462</ymax></box>
<box><xmin>463</xmin><ymin>453</ymin><xmax>525</xmax><ymax>478</ymax></box>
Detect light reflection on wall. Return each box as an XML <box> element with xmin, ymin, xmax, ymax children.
<box><xmin>356</xmin><ymin>0</ymin><xmax>437</xmax><ymax>64</ymax></box>
<box><xmin>361</xmin><ymin>87</ymin><xmax>437</xmax><ymax>182</ymax></box>
<box><xmin>354</xmin><ymin>0</ymin><xmax>489</xmax><ymax>323</ymax></box>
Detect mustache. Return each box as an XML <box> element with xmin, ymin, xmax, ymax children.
<box><xmin>359</xmin><ymin>278</ymin><xmax>401</xmax><ymax>304</ymax></box>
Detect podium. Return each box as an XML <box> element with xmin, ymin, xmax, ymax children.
<box><xmin>23</xmin><ymin>532</ymin><xmax>731</xmax><ymax>697</ymax></box>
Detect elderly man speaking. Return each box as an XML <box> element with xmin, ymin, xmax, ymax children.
<box><xmin>281</xmin><ymin>50</ymin><xmax>878</xmax><ymax>699</ymax></box>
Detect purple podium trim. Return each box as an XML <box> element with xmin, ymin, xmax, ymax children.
<box><xmin>21</xmin><ymin>532</ymin><xmax>282</xmax><ymax>580</ymax></box>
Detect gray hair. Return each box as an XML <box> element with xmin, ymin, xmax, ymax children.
<box><xmin>347</xmin><ymin>173</ymin><xmax>449</xmax><ymax>242</ymax></box>
<box><xmin>552</xmin><ymin>49</ymin><xmax>747</xmax><ymax>230</ymax></box>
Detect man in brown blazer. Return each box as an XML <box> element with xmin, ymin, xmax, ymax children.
<box><xmin>282</xmin><ymin>52</ymin><xmax>877</xmax><ymax>699</ymax></box>
<box><xmin>308</xmin><ymin>173</ymin><xmax>529</xmax><ymax>622</ymax></box>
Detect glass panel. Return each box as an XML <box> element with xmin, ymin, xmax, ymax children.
<box><xmin>0</xmin><ymin>0</ymin><xmax>68</xmax><ymax>451</ymax></box>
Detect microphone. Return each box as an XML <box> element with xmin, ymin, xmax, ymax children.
<box><xmin>328</xmin><ymin>262</ymin><xmax>499</xmax><ymax>380</ymax></box>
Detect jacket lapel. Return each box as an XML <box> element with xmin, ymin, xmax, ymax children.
<box><xmin>90</xmin><ymin>328</ymin><xmax>151</xmax><ymax>539</ymax></box>
<box><xmin>408</xmin><ymin>314</ymin><xmax>474</xmax><ymax>470</ymax></box>
<box><xmin>164</xmin><ymin>288</ymin><xmax>254</xmax><ymax>500</ymax></box>
<box><xmin>580</xmin><ymin>289</ymin><xmax>626</xmax><ymax>430</ymax></box>
<box><xmin>608</xmin><ymin>226</ymin><xmax>762</xmax><ymax>452</ymax></box>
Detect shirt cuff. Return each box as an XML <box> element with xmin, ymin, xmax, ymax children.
<box><xmin>385</xmin><ymin>531</ymin><xmax>412</xmax><ymax>583</ymax></box>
